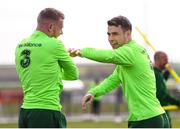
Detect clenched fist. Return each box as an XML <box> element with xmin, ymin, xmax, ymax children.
<box><xmin>68</xmin><ymin>48</ymin><xmax>81</xmax><ymax>57</ymax></box>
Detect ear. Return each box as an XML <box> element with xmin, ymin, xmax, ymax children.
<box><xmin>124</xmin><ymin>30</ymin><xmax>131</xmax><ymax>43</ymax></box>
<box><xmin>126</xmin><ymin>30</ymin><xmax>131</xmax><ymax>36</ymax></box>
<box><xmin>48</xmin><ymin>23</ymin><xmax>54</xmax><ymax>33</ymax></box>
<box><xmin>126</xmin><ymin>30</ymin><xmax>131</xmax><ymax>39</ymax></box>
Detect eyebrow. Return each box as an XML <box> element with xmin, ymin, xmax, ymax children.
<box><xmin>107</xmin><ymin>32</ymin><xmax>119</xmax><ymax>35</ymax></box>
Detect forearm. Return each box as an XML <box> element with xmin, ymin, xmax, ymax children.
<box><xmin>62</xmin><ymin>67</ymin><xmax>79</xmax><ymax>80</ymax></box>
<box><xmin>89</xmin><ymin>81</ymin><xmax>120</xmax><ymax>97</ymax></box>
<box><xmin>88</xmin><ymin>68</ymin><xmax>121</xmax><ymax>97</ymax></box>
<box><xmin>80</xmin><ymin>48</ymin><xmax>117</xmax><ymax>64</ymax></box>
<box><xmin>60</xmin><ymin>61</ymin><xmax>79</xmax><ymax>80</ymax></box>
<box><xmin>80</xmin><ymin>47</ymin><xmax>134</xmax><ymax>66</ymax></box>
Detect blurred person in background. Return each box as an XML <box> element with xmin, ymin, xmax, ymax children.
<box><xmin>15</xmin><ymin>8</ymin><xmax>79</xmax><ymax>128</ymax></box>
<box><xmin>154</xmin><ymin>51</ymin><xmax>180</xmax><ymax>128</ymax></box>
<box><xmin>69</xmin><ymin>15</ymin><xmax>168</xmax><ymax>128</ymax></box>
<box><xmin>90</xmin><ymin>78</ymin><xmax>102</xmax><ymax>121</ymax></box>
<box><xmin>114</xmin><ymin>86</ymin><xmax>123</xmax><ymax>123</ymax></box>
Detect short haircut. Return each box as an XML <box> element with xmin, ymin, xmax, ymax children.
<box><xmin>107</xmin><ymin>15</ymin><xmax>132</xmax><ymax>32</ymax></box>
<box><xmin>37</xmin><ymin>8</ymin><xmax>64</xmax><ymax>23</ymax></box>
<box><xmin>154</xmin><ymin>51</ymin><xmax>165</xmax><ymax>61</ymax></box>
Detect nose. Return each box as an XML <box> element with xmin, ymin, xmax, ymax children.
<box><xmin>60</xmin><ymin>30</ymin><xmax>63</xmax><ymax>35</ymax></box>
<box><xmin>108</xmin><ymin>35</ymin><xmax>114</xmax><ymax>42</ymax></box>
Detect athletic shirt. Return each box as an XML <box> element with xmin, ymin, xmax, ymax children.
<box><xmin>81</xmin><ymin>40</ymin><xmax>165</xmax><ymax>121</ymax></box>
<box><xmin>15</xmin><ymin>31</ymin><xmax>79</xmax><ymax>111</ymax></box>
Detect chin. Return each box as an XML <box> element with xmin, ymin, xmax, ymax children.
<box><xmin>111</xmin><ymin>45</ymin><xmax>117</xmax><ymax>49</ymax></box>
<box><xmin>112</xmin><ymin>46</ymin><xmax>116</xmax><ymax>49</ymax></box>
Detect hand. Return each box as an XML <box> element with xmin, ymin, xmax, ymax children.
<box><xmin>163</xmin><ymin>69</ymin><xmax>170</xmax><ymax>80</ymax></box>
<box><xmin>82</xmin><ymin>93</ymin><xmax>94</xmax><ymax>112</ymax></box>
<box><xmin>165</xmin><ymin>63</ymin><xmax>172</xmax><ymax>70</ymax></box>
<box><xmin>68</xmin><ymin>48</ymin><xmax>81</xmax><ymax>57</ymax></box>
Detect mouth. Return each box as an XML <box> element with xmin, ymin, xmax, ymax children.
<box><xmin>111</xmin><ymin>42</ymin><xmax>118</xmax><ymax>45</ymax></box>
<box><xmin>111</xmin><ymin>44</ymin><xmax>118</xmax><ymax>49</ymax></box>
<box><xmin>110</xmin><ymin>41</ymin><xmax>121</xmax><ymax>49</ymax></box>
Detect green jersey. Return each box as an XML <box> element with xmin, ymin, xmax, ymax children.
<box><xmin>15</xmin><ymin>31</ymin><xmax>79</xmax><ymax>111</ymax></box>
<box><xmin>90</xmin><ymin>82</ymin><xmax>102</xmax><ymax>101</ymax></box>
<box><xmin>80</xmin><ymin>40</ymin><xmax>164</xmax><ymax>121</ymax></box>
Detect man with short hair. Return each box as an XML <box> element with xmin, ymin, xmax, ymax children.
<box><xmin>69</xmin><ymin>15</ymin><xmax>168</xmax><ymax>128</ymax></box>
<box><xmin>15</xmin><ymin>8</ymin><xmax>79</xmax><ymax>128</ymax></box>
<box><xmin>154</xmin><ymin>51</ymin><xmax>180</xmax><ymax>128</ymax></box>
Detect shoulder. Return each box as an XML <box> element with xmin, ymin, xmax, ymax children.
<box><xmin>153</xmin><ymin>68</ymin><xmax>163</xmax><ymax>78</ymax></box>
<box><xmin>48</xmin><ymin>37</ymin><xmax>61</xmax><ymax>44</ymax></box>
<box><xmin>116</xmin><ymin>44</ymin><xmax>133</xmax><ymax>52</ymax></box>
<box><xmin>47</xmin><ymin>37</ymin><xmax>65</xmax><ymax>48</ymax></box>
<box><xmin>115</xmin><ymin>44</ymin><xmax>134</xmax><ymax>57</ymax></box>
<box><xmin>153</xmin><ymin>67</ymin><xmax>161</xmax><ymax>74</ymax></box>
<box><xmin>16</xmin><ymin>38</ymin><xmax>28</xmax><ymax>50</ymax></box>
<box><xmin>117</xmin><ymin>40</ymin><xmax>139</xmax><ymax>52</ymax></box>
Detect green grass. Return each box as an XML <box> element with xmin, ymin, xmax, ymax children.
<box><xmin>0</xmin><ymin>121</ymin><xmax>126</xmax><ymax>128</ymax></box>
<box><xmin>67</xmin><ymin>121</ymin><xmax>127</xmax><ymax>128</ymax></box>
<box><xmin>0</xmin><ymin>123</ymin><xmax>17</xmax><ymax>128</ymax></box>
<box><xmin>1</xmin><ymin>117</ymin><xmax>180</xmax><ymax>128</ymax></box>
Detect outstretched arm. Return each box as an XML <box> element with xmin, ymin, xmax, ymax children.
<box><xmin>68</xmin><ymin>47</ymin><xmax>135</xmax><ymax>66</ymax></box>
<box><xmin>81</xmin><ymin>67</ymin><xmax>121</xmax><ymax>111</ymax></box>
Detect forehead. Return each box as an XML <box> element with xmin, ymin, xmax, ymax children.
<box><xmin>58</xmin><ymin>18</ymin><xmax>64</xmax><ymax>23</ymax></box>
<box><xmin>56</xmin><ymin>18</ymin><xmax>64</xmax><ymax>26</ymax></box>
<box><xmin>160</xmin><ymin>53</ymin><xmax>168</xmax><ymax>58</ymax></box>
<box><xmin>108</xmin><ymin>25</ymin><xmax>123</xmax><ymax>32</ymax></box>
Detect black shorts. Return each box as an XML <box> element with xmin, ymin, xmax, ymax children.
<box><xmin>18</xmin><ymin>108</ymin><xmax>67</xmax><ymax>128</ymax></box>
<box><xmin>128</xmin><ymin>113</ymin><xmax>170</xmax><ymax>128</ymax></box>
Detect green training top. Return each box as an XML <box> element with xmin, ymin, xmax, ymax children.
<box><xmin>15</xmin><ymin>31</ymin><xmax>79</xmax><ymax>111</ymax></box>
<box><xmin>80</xmin><ymin>40</ymin><xmax>165</xmax><ymax>121</ymax></box>
<box><xmin>154</xmin><ymin>67</ymin><xmax>180</xmax><ymax>107</ymax></box>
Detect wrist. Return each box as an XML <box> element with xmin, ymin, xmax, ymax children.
<box><xmin>87</xmin><ymin>92</ymin><xmax>94</xmax><ymax>97</ymax></box>
<box><xmin>78</xmin><ymin>50</ymin><xmax>82</xmax><ymax>57</ymax></box>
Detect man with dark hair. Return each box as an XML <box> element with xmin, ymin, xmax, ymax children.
<box><xmin>15</xmin><ymin>8</ymin><xmax>79</xmax><ymax>128</ymax></box>
<box><xmin>69</xmin><ymin>15</ymin><xmax>168</xmax><ymax>128</ymax></box>
<box><xmin>154</xmin><ymin>51</ymin><xmax>180</xmax><ymax>128</ymax></box>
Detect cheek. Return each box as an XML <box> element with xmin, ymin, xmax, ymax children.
<box><xmin>54</xmin><ymin>28</ymin><xmax>59</xmax><ymax>35</ymax></box>
<box><xmin>117</xmin><ymin>34</ymin><xmax>124</xmax><ymax>39</ymax></box>
<box><xmin>57</xmin><ymin>27</ymin><xmax>62</xmax><ymax>34</ymax></box>
<box><xmin>117</xmin><ymin>36</ymin><xmax>124</xmax><ymax>42</ymax></box>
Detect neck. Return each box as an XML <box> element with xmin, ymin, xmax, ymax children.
<box><xmin>154</xmin><ymin>64</ymin><xmax>162</xmax><ymax>71</ymax></box>
<box><xmin>126</xmin><ymin>38</ymin><xmax>132</xmax><ymax>43</ymax></box>
<box><xmin>36</xmin><ymin>26</ymin><xmax>51</xmax><ymax>37</ymax></box>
